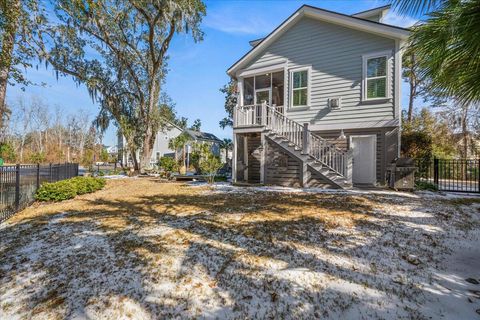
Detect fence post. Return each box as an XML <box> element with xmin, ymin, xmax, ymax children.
<box><xmin>15</xmin><ymin>164</ymin><xmax>20</xmax><ymax>210</ymax></box>
<box><xmin>49</xmin><ymin>163</ymin><xmax>52</xmax><ymax>182</ymax></box>
<box><xmin>478</xmin><ymin>159</ymin><xmax>480</xmax><ymax>193</ymax></box>
<box><xmin>36</xmin><ymin>163</ymin><xmax>40</xmax><ymax>190</ymax></box>
<box><xmin>433</xmin><ymin>158</ymin><xmax>439</xmax><ymax>187</ymax></box>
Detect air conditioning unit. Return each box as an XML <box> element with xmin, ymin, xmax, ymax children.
<box><xmin>329</xmin><ymin>97</ymin><xmax>341</xmax><ymax>110</ymax></box>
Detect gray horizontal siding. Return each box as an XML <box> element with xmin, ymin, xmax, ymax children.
<box><xmin>313</xmin><ymin>127</ymin><xmax>399</xmax><ymax>184</ymax></box>
<box><xmin>243</xmin><ymin>17</ymin><xmax>397</xmax><ymax>128</ymax></box>
<box><xmin>265</xmin><ymin>140</ymin><xmax>302</xmax><ymax>187</ymax></box>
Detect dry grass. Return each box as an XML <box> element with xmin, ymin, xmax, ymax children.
<box><xmin>1</xmin><ymin>178</ymin><xmax>478</xmax><ymax>319</ymax></box>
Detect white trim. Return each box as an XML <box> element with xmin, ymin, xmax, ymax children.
<box><xmin>394</xmin><ymin>40</ymin><xmax>404</xmax><ymax>157</ymax></box>
<box><xmin>349</xmin><ymin>134</ymin><xmax>377</xmax><ymax>185</ymax></box>
<box><xmin>254</xmin><ymin>88</ymin><xmax>272</xmax><ymax>105</ymax></box>
<box><xmin>240</xmin><ymin>69</ymin><xmax>286</xmax><ymax>109</ymax></box>
<box><xmin>362</xmin><ymin>50</ymin><xmax>392</xmax><ymax>101</ymax></box>
<box><xmin>238</xmin><ymin>78</ymin><xmax>244</xmax><ymax>106</ymax></box>
<box><xmin>352</xmin><ymin>5</ymin><xmax>390</xmax><ymax>22</ymax></box>
<box><xmin>227</xmin><ymin>5</ymin><xmax>409</xmax><ymax>76</ymax></box>
<box><xmin>237</xmin><ymin>61</ymin><xmax>286</xmax><ymax>78</ymax></box>
<box><xmin>289</xmin><ymin>66</ymin><xmax>311</xmax><ymax>109</ymax></box>
<box><xmin>308</xmin><ymin>119</ymin><xmax>399</xmax><ymax>131</ymax></box>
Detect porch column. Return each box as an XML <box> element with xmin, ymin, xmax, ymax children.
<box><xmin>300</xmin><ymin>161</ymin><xmax>309</xmax><ymax>188</ymax></box>
<box><xmin>232</xmin><ymin>133</ymin><xmax>237</xmax><ymax>183</ymax></box>
<box><xmin>260</xmin><ymin>132</ymin><xmax>266</xmax><ymax>184</ymax></box>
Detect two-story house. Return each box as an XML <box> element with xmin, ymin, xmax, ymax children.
<box><xmin>228</xmin><ymin>5</ymin><xmax>410</xmax><ymax>188</ymax></box>
<box><xmin>118</xmin><ymin>124</ymin><xmax>222</xmax><ymax>167</ymax></box>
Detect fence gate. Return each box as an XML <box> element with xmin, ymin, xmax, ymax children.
<box><xmin>416</xmin><ymin>158</ymin><xmax>480</xmax><ymax>193</ymax></box>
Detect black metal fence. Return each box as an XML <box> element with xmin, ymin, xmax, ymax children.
<box><xmin>93</xmin><ymin>162</ymin><xmax>120</xmax><ymax>174</ymax></box>
<box><xmin>0</xmin><ymin>163</ymin><xmax>79</xmax><ymax>223</ymax></box>
<box><xmin>415</xmin><ymin>158</ymin><xmax>479</xmax><ymax>193</ymax></box>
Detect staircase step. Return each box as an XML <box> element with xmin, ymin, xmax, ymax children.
<box><xmin>266</xmin><ymin>133</ymin><xmax>350</xmax><ymax>189</ymax></box>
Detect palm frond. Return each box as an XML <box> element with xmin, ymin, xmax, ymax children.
<box><xmin>390</xmin><ymin>0</ymin><xmax>444</xmax><ymax>16</ymax></box>
<box><xmin>409</xmin><ymin>0</ymin><xmax>480</xmax><ymax>106</ymax></box>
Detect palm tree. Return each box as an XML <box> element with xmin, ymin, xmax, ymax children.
<box><xmin>392</xmin><ymin>0</ymin><xmax>480</xmax><ymax>106</ymax></box>
<box><xmin>168</xmin><ymin>133</ymin><xmax>190</xmax><ymax>172</ymax></box>
<box><xmin>219</xmin><ymin>138</ymin><xmax>232</xmax><ymax>162</ymax></box>
<box><xmin>391</xmin><ymin>0</ymin><xmax>443</xmax><ymax>16</ymax></box>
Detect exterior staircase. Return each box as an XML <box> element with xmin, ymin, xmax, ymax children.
<box><xmin>235</xmin><ymin>103</ymin><xmax>353</xmax><ymax>189</ymax></box>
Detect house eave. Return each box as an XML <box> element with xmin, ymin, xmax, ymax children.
<box><xmin>227</xmin><ymin>5</ymin><xmax>410</xmax><ymax>77</ymax></box>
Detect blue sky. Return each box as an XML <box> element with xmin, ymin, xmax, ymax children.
<box><xmin>6</xmin><ymin>0</ymin><xmax>417</xmax><ymax>146</ymax></box>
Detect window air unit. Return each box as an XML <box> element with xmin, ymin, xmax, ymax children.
<box><xmin>329</xmin><ymin>97</ymin><xmax>341</xmax><ymax>110</ymax></box>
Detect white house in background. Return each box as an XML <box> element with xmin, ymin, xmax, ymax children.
<box><xmin>228</xmin><ymin>4</ymin><xmax>409</xmax><ymax>188</ymax></box>
<box><xmin>117</xmin><ymin>124</ymin><xmax>222</xmax><ymax>167</ymax></box>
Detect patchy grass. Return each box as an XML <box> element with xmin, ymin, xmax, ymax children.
<box><xmin>1</xmin><ymin>179</ymin><xmax>479</xmax><ymax>319</ymax></box>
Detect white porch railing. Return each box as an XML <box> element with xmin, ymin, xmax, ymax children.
<box><xmin>234</xmin><ymin>103</ymin><xmax>352</xmax><ymax>179</ymax></box>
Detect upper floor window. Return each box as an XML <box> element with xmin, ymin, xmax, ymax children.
<box><xmin>243</xmin><ymin>71</ymin><xmax>284</xmax><ymax>107</ymax></box>
<box><xmin>290</xmin><ymin>68</ymin><xmax>309</xmax><ymax>107</ymax></box>
<box><xmin>363</xmin><ymin>52</ymin><xmax>390</xmax><ymax>100</ymax></box>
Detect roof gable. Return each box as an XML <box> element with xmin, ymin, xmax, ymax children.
<box><xmin>227</xmin><ymin>5</ymin><xmax>409</xmax><ymax>76</ymax></box>
<box><xmin>185</xmin><ymin>129</ymin><xmax>221</xmax><ymax>142</ymax></box>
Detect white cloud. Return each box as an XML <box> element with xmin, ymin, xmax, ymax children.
<box><xmin>382</xmin><ymin>11</ymin><xmax>418</xmax><ymax>28</ymax></box>
<box><xmin>203</xmin><ymin>6</ymin><xmax>277</xmax><ymax>35</ymax></box>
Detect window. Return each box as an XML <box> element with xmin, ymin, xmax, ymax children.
<box><xmin>290</xmin><ymin>69</ymin><xmax>309</xmax><ymax>107</ymax></box>
<box><xmin>271</xmin><ymin>71</ymin><xmax>284</xmax><ymax>107</ymax></box>
<box><xmin>363</xmin><ymin>53</ymin><xmax>389</xmax><ymax>100</ymax></box>
<box><xmin>242</xmin><ymin>71</ymin><xmax>284</xmax><ymax>108</ymax></box>
<box><xmin>243</xmin><ymin>77</ymin><xmax>254</xmax><ymax>105</ymax></box>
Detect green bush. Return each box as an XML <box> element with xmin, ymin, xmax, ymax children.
<box><xmin>35</xmin><ymin>177</ymin><xmax>106</xmax><ymax>202</ymax></box>
<box><xmin>415</xmin><ymin>181</ymin><xmax>438</xmax><ymax>191</ymax></box>
<box><xmin>199</xmin><ymin>153</ymin><xmax>223</xmax><ymax>184</ymax></box>
<box><xmin>158</xmin><ymin>156</ymin><xmax>178</xmax><ymax>173</ymax></box>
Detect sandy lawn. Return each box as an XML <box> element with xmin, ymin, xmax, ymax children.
<box><xmin>1</xmin><ymin>178</ymin><xmax>480</xmax><ymax>319</ymax></box>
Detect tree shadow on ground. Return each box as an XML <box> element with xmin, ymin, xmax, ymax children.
<box><xmin>0</xmin><ymin>184</ymin><xmax>471</xmax><ymax>319</ymax></box>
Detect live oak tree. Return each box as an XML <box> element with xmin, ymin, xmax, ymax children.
<box><xmin>0</xmin><ymin>0</ymin><xmax>45</xmax><ymax>134</ymax></box>
<box><xmin>219</xmin><ymin>78</ymin><xmax>237</xmax><ymax>129</ymax></box>
<box><xmin>35</xmin><ymin>0</ymin><xmax>206</xmax><ymax>171</ymax></box>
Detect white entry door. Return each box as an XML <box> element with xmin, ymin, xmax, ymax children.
<box><xmin>350</xmin><ymin>135</ymin><xmax>376</xmax><ymax>185</ymax></box>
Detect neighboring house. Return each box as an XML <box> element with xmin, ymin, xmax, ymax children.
<box><xmin>228</xmin><ymin>5</ymin><xmax>409</xmax><ymax>188</ymax></box>
<box><xmin>105</xmin><ymin>145</ymin><xmax>118</xmax><ymax>157</ymax></box>
<box><xmin>117</xmin><ymin>124</ymin><xmax>222</xmax><ymax>167</ymax></box>
<box><xmin>183</xmin><ymin>129</ymin><xmax>223</xmax><ymax>157</ymax></box>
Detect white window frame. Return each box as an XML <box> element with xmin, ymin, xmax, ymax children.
<box><xmin>289</xmin><ymin>66</ymin><xmax>311</xmax><ymax>109</ymax></box>
<box><xmin>362</xmin><ymin>51</ymin><xmax>392</xmax><ymax>101</ymax></box>
<box><xmin>239</xmin><ymin>66</ymin><xmax>287</xmax><ymax>108</ymax></box>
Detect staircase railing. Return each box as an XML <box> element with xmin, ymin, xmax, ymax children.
<box><xmin>264</xmin><ymin>104</ymin><xmax>352</xmax><ymax>179</ymax></box>
<box><xmin>233</xmin><ymin>103</ymin><xmax>352</xmax><ymax>179</ymax></box>
<box><xmin>234</xmin><ymin>104</ymin><xmax>263</xmax><ymax>127</ymax></box>
<box><xmin>266</xmin><ymin>106</ymin><xmax>304</xmax><ymax>150</ymax></box>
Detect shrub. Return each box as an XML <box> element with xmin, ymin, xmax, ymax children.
<box><xmin>415</xmin><ymin>181</ymin><xmax>438</xmax><ymax>191</ymax></box>
<box><xmin>158</xmin><ymin>156</ymin><xmax>177</xmax><ymax>173</ymax></box>
<box><xmin>0</xmin><ymin>142</ymin><xmax>16</xmax><ymax>163</ymax></box>
<box><xmin>35</xmin><ymin>177</ymin><xmax>106</xmax><ymax>202</ymax></box>
<box><xmin>199</xmin><ymin>153</ymin><xmax>223</xmax><ymax>184</ymax></box>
